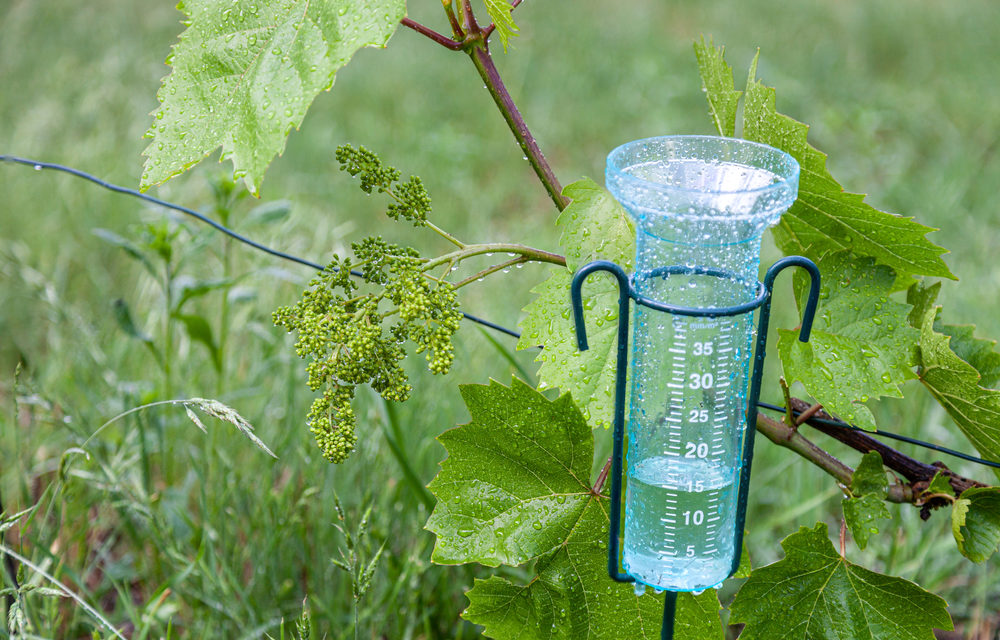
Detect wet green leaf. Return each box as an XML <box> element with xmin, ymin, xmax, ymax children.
<box><xmin>843</xmin><ymin>494</ymin><xmax>890</xmax><ymax>551</ymax></box>
<box><xmin>911</xmin><ymin>305</ymin><xmax>1000</xmax><ymax>478</ymax></box>
<box><xmin>556</xmin><ymin>179</ymin><xmax>635</xmax><ymax>272</ymax></box>
<box><xmin>951</xmin><ymin>487</ymin><xmax>1000</xmax><ymax>563</ymax></box>
<box><xmin>907</xmin><ymin>281</ymin><xmax>1000</xmax><ymax>388</ymax></box>
<box><xmin>939</xmin><ymin>324</ymin><xmax>1000</xmax><ymax>389</ymax></box>
<box><xmin>926</xmin><ymin>472</ymin><xmax>954</xmax><ymax>497</ymax></box>
<box><xmin>426</xmin><ymin>378</ymin><xmax>594</xmax><ymax>567</ymax></box>
<box><xmin>842</xmin><ymin>452</ymin><xmax>890</xmax><ymax>550</ymax></box>
<box><xmin>777</xmin><ymin>254</ymin><xmax>918</xmax><ymax>429</ymax></box>
<box><xmin>693</xmin><ymin>37</ymin><xmax>740</xmax><ymax>138</ymax></box>
<box><xmin>696</xmin><ymin>43</ymin><xmax>953</xmax><ymax>280</ymax></box>
<box><xmin>428</xmin><ymin>379</ymin><xmax>674</xmax><ymax>639</ymax></box>
<box><xmin>730</xmin><ymin>523</ymin><xmax>952</xmax><ymax>639</ymax></box>
<box><xmin>850</xmin><ymin>451</ymin><xmax>889</xmax><ymax>498</ymax></box>
<box><xmin>674</xmin><ymin>590</ymin><xmax>725</xmax><ymax>640</ymax></box>
<box><xmin>142</xmin><ymin>0</ymin><xmax>406</xmax><ymax>195</ymax></box>
<box><xmin>517</xmin><ymin>178</ymin><xmax>634</xmax><ymax>428</ymax></box>
<box><xmin>482</xmin><ymin>0</ymin><xmax>519</xmax><ymax>52</ymax></box>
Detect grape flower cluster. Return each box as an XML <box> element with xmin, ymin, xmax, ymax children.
<box><xmin>273</xmin><ymin>148</ymin><xmax>461</xmax><ymax>463</ymax></box>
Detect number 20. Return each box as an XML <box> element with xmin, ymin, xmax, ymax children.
<box><xmin>685</xmin><ymin>442</ymin><xmax>709</xmax><ymax>459</ymax></box>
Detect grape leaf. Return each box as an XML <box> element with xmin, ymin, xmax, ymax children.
<box><xmin>426</xmin><ymin>378</ymin><xmax>595</xmax><ymax>567</ymax></box>
<box><xmin>142</xmin><ymin>0</ymin><xmax>406</xmax><ymax>196</ymax></box>
<box><xmin>911</xmin><ymin>305</ymin><xmax>1000</xmax><ymax>477</ymax></box>
<box><xmin>695</xmin><ymin>43</ymin><xmax>953</xmax><ymax>280</ymax></box>
<box><xmin>842</xmin><ymin>452</ymin><xmax>890</xmax><ymax>550</ymax></box>
<box><xmin>849</xmin><ymin>451</ymin><xmax>889</xmax><ymax>497</ymax></box>
<box><xmin>906</xmin><ymin>281</ymin><xmax>942</xmax><ymax>327</ymax></box>
<box><xmin>518</xmin><ymin>179</ymin><xmax>635</xmax><ymax>429</ymax></box>
<box><xmin>843</xmin><ymin>495</ymin><xmax>889</xmax><ymax>551</ymax></box>
<box><xmin>461</xmin><ymin>505</ymin><xmax>665</xmax><ymax>640</ymax></box>
<box><xmin>777</xmin><ymin>253</ymin><xmax>918</xmax><ymax>429</ymax></box>
<box><xmin>907</xmin><ymin>281</ymin><xmax>1000</xmax><ymax>388</ymax></box>
<box><xmin>951</xmin><ymin>487</ymin><xmax>1000</xmax><ymax>563</ymax></box>
<box><xmin>482</xmin><ymin>0</ymin><xmax>519</xmax><ymax>52</ymax></box>
<box><xmin>556</xmin><ymin>179</ymin><xmax>635</xmax><ymax>272</ymax></box>
<box><xmin>693</xmin><ymin>37</ymin><xmax>740</xmax><ymax>138</ymax></box>
<box><xmin>926</xmin><ymin>472</ymin><xmax>954</xmax><ymax>497</ymax></box>
<box><xmin>730</xmin><ymin>523</ymin><xmax>952</xmax><ymax>640</ymax></box>
<box><xmin>427</xmin><ymin>378</ymin><xmax>671</xmax><ymax>639</ymax></box>
<box><xmin>674</xmin><ymin>591</ymin><xmax>725</xmax><ymax>640</ymax></box>
<box><xmin>939</xmin><ymin>324</ymin><xmax>1000</xmax><ymax>389</ymax></box>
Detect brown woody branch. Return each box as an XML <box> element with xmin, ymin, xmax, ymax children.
<box><xmin>757</xmin><ymin>399</ymin><xmax>989</xmax><ymax>519</ymax></box>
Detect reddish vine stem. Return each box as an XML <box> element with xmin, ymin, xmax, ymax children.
<box><xmin>404</xmin><ymin>2</ymin><xmax>566</xmax><ymax>211</ymax></box>
<box><xmin>592</xmin><ymin>456</ymin><xmax>613</xmax><ymax>495</ymax></box>
<box><xmin>461</xmin><ymin>0</ymin><xmax>480</xmax><ymax>32</ymax></box>
<box><xmin>482</xmin><ymin>0</ymin><xmax>524</xmax><ymax>40</ymax></box>
<box><xmin>794</xmin><ymin>402</ymin><xmax>823</xmax><ymax>426</ymax></box>
<box><xmin>441</xmin><ymin>0</ymin><xmax>465</xmax><ymax>39</ymax></box>
<box><xmin>467</xmin><ymin>43</ymin><xmax>568</xmax><ymax>211</ymax></box>
<box><xmin>401</xmin><ymin>18</ymin><xmax>463</xmax><ymax>50</ymax></box>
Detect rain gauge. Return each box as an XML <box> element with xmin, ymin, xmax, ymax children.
<box><xmin>570</xmin><ymin>136</ymin><xmax>820</xmax><ymax>638</ymax></box>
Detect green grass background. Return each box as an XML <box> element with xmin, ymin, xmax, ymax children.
<box><xmin>2</xmin><ymin>0</ymin><xmax>999</xmax><ymax>637</ymax></box>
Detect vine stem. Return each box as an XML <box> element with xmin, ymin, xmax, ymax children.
<box><xmin>440</xmin><ymin>0</ymin><xmax>464</xmax><ymax>39</ymax></box>
<box><xmin>786</xmin><ymin>397</ymin><xmax>987</xmax><ymax>497</ymax></box>
<box><xmin>452</xmin><ymin>256</ymin><xmax>527</xmax><ymax>289</ymax></box>
<box><xmin>425</xmin><ymin>221</ymin><xmax>466</xmax><ymax>248</ymax></box>
<box><xmin>467</xmin><ymin>41</ymin><xmax>568</xmax><ymax>211</ymax></box>
<box><xmin>400</xmin><ymin>2</ymin><xmax>566</xmax><ymax>210</ymax></box>
<box><xmin>592</xmin><ymin>456</ymin><xmax>613</xmax><ymax>495</ymax></box>
<box><xmin>400</xmin><ymin>18</ymin><xmax>463</xmax><ymax>50</ymax></box>
<box><xmin>755</xmin><ymin>413</ymin><xmax>914</xmax><ymax>504</ymax></box>
<box><xmin>422</xmin><ymin>242</ymin><xmax>566</xmax><ymax>272</ymax></box>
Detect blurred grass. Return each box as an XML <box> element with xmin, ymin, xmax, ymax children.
<box><xmin>1</xmin><ymin>0</ymin><xmax>1000</xmax><ymax>636</ymax></box>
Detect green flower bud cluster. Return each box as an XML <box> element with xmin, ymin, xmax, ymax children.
<box><xmin>335</xmin><ymin>144</ymin><xmax>399</xmax><ymax>194</ymax></box>
<box><xmin>385</xmin><ymin>260</ymin><xmax>461</xmax><ymax>375</ymax></box>
<box><xmin>273</xmin><ymin>239</ymin><xmax>461</xmax><ymax>463</ymax></box>
<box><xmin>385</xmin><ymin>176</ymin><xmax>431</xmax><ymax>225</ymax></box>
<box><xmin>307</xmin><ymin>385</ymin><xmax>357</xmax><ymax>464</ymax></box>
<box><xmin>335</xmin><ymin>144</ymin><xmax>431</xmax><ymax>225</ymax></box>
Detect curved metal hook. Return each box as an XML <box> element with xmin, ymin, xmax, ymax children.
<box><xmin>763</xmin><ymin>255</ymin><xmax>821</xmax><ymax>342</ymax></box>
<box><xmin>570</xmin><ymin>260</ymin><xmax>630</xmax><ymax>352</ymax></box>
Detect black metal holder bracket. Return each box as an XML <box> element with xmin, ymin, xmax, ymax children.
<box><xmin>570</xmin><ymin>256</ymin><xmax>820</xmax><ymax>640</ymax></box>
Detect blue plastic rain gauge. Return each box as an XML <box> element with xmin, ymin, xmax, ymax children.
<box><xmin>570</xmin><ymin>136</ymin><xmax>820</xmax><ymax>639</ymax></box>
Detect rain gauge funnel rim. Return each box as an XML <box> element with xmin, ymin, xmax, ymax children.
<box><xmin>606</xmin><ymin>135</ymin><xmax>801</xmax><ymax>229</ymax></box>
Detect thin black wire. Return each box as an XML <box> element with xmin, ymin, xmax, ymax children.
<box><xmin>0</xmin><ymin>155</ymin><xmax>520</xmax><ymax>338</ymax></box>
<box><xmin>5</xmin><ymin>154</ymin><xmax>999</xmax><ymax>469</ymax></box>
<box><xmin>758</xmin><ymin>401</ymin><xmax>1000</xmax><ymax>470</ymax></box>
